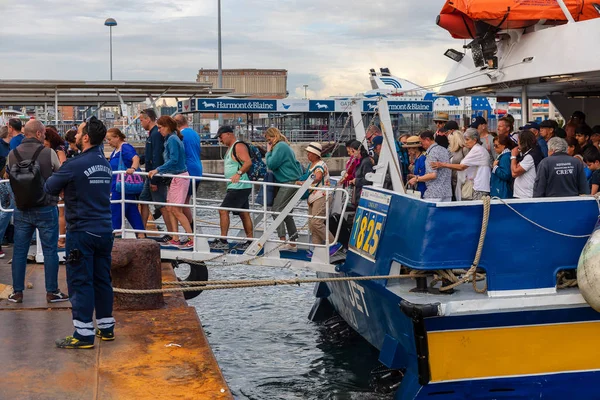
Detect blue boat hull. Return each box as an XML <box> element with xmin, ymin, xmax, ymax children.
<box><xmin>314</xmin><ymin>275</ymin><xmax>600</xmax><ymax>399</ymax></box>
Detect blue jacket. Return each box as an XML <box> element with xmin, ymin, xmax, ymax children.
<box><xmin>157</xmin><ymin>133</ymin><xmax>187</xmax><ymax>175</ymax></box>
<box><xmin>414</xmin><ymin>154</ymin><xmax>427</xmax><ymax>198</ymax></box>
<box><xmin>537</xmin><ymin>137</ymin><xmax>548</xmax><ymax>158</ymax></box>
<box><xmin>181</xmin><ymin>127</ymin><xmax>203</xmax><ymax>177</ymax></box>
<box><xmin>44</xmin><ymin>146</ymin><xmax>113</xmax><ymax>233</ymax></box>
<box><xmin>0</xmin><ymin>139</ymin><xmax>9</xmax><ymax>171</ymax></box>
<box><xmin>142</xmin><ymin>125</ymin><xmax>165</xmax><ymax>185</ymax></box>
<box><xmin>490</xmin><ymin>151</ymin><xmax>513</xmax><ymax>199</ymax></box>
<box><xmin>9</xmin><ymin>134</ymin><xmax>24</xmax><ymax>151</ymax></box>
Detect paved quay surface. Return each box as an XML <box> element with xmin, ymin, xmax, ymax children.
<box><xmin>0</xmin><ymin>246</ymin><xmax>232</xmax><ymax>400</ymax></box>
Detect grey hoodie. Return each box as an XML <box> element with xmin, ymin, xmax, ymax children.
<box><xmin>533</xmin><ymin>152</ymin><xmax>589</xmax><ymax>197</ymax></box>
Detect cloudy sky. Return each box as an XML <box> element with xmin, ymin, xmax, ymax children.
<box><xmin>0</xmin><ymin>0</ymin><xmax>460</xmax><ymax>98</ymax></box>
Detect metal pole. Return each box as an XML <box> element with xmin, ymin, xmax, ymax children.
<box><xmin>217</xmin><ymin>0</ymin><xmax>223</xmax><ymax>126</ymax></box>
<box><xmin>521</xmin><ymin>85</ymin><xmax>529</xmax><ymax>128</ymax></box>
<box><xmin>55</xmin><ymin>89</ymin><xmax>58</xmax><ymax>126</ymax></box>
<box><xmin>109</xmin><ymin>26</ymin><xmax>113</xmax><ymax>80</ymax></box>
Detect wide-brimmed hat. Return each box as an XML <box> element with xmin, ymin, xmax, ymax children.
<box><xmin>433</xmin><ymin>112</ymin><xmax>449</xmax><ymax>122</ymax></box>
<box><xmin>306</xmin><ymin>142</ymin><xmax>322</xmax><ymax>157</ymax></box>
<box><xmin>403</xmin><ymin>136</ymin><xmax>422</xmax><ymax>148</ymax></box>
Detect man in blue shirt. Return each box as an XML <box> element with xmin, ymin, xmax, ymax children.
<box><xmin>174</xmin><ymin>114</ymin><xmax>203</xmax><ymax>225</ymax></box>
<box><xmin>45</xmin><ymin>116</ymin><xmax>115</xmax><ymax>349</ymax></box>
<box><xmin>138</xmin><ymin>109</ymin><xmax>173</xmax><ymax>242</ymax></box>
<box><xmin>8</xmin><ymin>118</ymin><xmax>24</xmax><ymax>150</ymax></box>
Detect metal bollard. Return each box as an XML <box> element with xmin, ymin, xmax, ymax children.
<box><xmin>111</xmin><ymin>238</ymin><xmax>164</xmax><ymax>310</ymax></box>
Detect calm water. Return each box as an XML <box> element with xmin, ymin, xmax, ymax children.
<box><xmin>180</xmin><ymin>182</ymin><xmax>389</xmax><ymax>399</ymax></box>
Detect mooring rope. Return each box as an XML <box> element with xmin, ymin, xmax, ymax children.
<box><xmin>112</xmin><ymin>273</ymin><xmax>426</xmax><ymax>294</ymax></box>
<box><xmin>436</xmin><ymin>195</ymin><xmax>490</xmax><ymax>294</ymax></box>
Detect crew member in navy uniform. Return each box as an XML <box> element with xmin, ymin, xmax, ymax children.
<box><xmin>45</xmin><ymin>116</ymin><xmax>115</xmax><ymax>349</ymax></box>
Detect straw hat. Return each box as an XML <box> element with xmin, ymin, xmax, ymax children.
<box><xmin>433</xmin><ymin>112</ymin><xmax>450</xmax><ymax>122</ymax></box>
<box><xmin>403</xmin><ymin>136</ymin><xmax>422</xmax><ymax>148</ymax></box>
<box><xmin>306</xmin><ymin>142</ymin><xmax>322</xmax><ymax>157</ymax></box>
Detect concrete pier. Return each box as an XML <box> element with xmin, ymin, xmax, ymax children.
<box><xmin>0</xmin><ymin>248</ymin><xmax>232</xmax><ymax>400</ymax></box>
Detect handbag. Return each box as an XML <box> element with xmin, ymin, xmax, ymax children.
<box><xmin>115</xmin><ymin>150</ymin><xmax>145</xmax><ymax>195</ymax></box>
<box><xmin>405</xmin><ymin>184</ymin><xmax>422</xmax><ymax>199</ymax></box>
<box><xmin>461</xmin><ymin>178</ymin><xmax>474</xmax><ymax>200</ymax></box>
<box><xmin>461</xmin><ymin>166</ymin><xmax>479</xmax><ymax>200</ymax></box>
<box><xmin>255</xmin><ymin>171</ymin><xmax>277</xmax><ymax>207</ymax></box>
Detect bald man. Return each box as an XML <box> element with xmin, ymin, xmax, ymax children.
<box><xmin>174</xmin><ymin>114</ymin><xmax>203</xmax><ymax>225</ymax></box>
<box><xmin>6</xmin><ymin>119</ymin><xmax>68</xmax><ymax>304</ymax></box>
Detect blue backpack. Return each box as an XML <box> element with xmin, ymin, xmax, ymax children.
<box><xmin>232</xmin><ymin>141</ymin><xmax>267</xmax><ymax>181</ymax></box>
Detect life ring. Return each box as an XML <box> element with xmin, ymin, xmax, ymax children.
<box><xmin>577</xmin><ymin>229</ymin><xmax>600</xmax><ymax>312</ymax></box>
<box><xmin>171</xmin><ymin>260</ymin><xmax>208</xmax><ymax>300</ymax></box>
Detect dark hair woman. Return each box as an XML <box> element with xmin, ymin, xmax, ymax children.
<box><xmin>490</xmin><ymin>134</ymin><xmax>516</xmax><ymax>198</ymax></box>
<box><xmin>349</xmin><ymin>144</ymin><xmax>373</xmax><ymax>205</ymax></box>
<box><xmin>339</xmin><ymin>140</ymin><xmax>361</xmax><ymax>188</ymax></box>
<box><xmin>44</xmin><ymin>127</ymin><xmax>67</xmax><ymax>164</ymax></box>
<box><xmin>148</xmin><ymin>116</ymin><xmax>192</xmax><ymax>248</ymax></box>
<box><xmin>43</xmin><ymin>127</ymin><xmax>68</xmax><ymax>247</ymax></box>
<box><xmin>511</xmin><ymin>130</ymin><xmax>543</xmax><ymax>199</ymax></box>
<box><xmin>64</xmin><ymin>129</ymin><xmax>80</xmax><ymax>158</ymax></box>
<box><xmin>567</xmin><ymin>136</ymin><xmax>583</xmax><ymax>162</ymax></box>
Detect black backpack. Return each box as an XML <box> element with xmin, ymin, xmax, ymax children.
<box><xmin>9</xmin><ymin>146</ymin><xmax>47</xmax><ymax>210</ymax></box>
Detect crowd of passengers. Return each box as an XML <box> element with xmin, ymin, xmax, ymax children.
<box><xmin>2</xmin><ymin>109</ymin><xmax>595</xmax><ymax>268</ymax></box>
<box><xmin>340</xmin><ymin>111</ymin><xmax>597</xmax><ymax>203</ymax></box>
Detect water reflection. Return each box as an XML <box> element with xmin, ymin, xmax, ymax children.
<box><xmin>187</xmin><ymin>181</ymin><xmax>387</xmax><ymax>399</ymax></box>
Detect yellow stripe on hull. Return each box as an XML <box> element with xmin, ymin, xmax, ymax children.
<box><xmin>428</xmin><ymin>321</ymin><xmax>600</xmax><ymax>382</ymax></box>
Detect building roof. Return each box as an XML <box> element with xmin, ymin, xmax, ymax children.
<box><xmin>0</xmin><ymin>80</ymin><xmax>235</xmax><ymax>106</ymax></box>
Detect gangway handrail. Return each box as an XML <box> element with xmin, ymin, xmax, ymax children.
<box><xmin>111</xmin><ymin>171</ymin><xmax>348</xmax><ymax>252</ymax></box>
<box><xmin>0</xmin><ymin>171</ymin><xmax>350</xmax><ymax>268</ymax></box>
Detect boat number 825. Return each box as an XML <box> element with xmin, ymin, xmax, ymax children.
<box><xmin>351</xmin><ymin>209</ymin><xmax>384</xmax><ymax>257</ymax></box>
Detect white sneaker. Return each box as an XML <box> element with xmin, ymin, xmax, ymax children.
<box><xmin>280</xmin><ymin>243</ymin><xmax>298</xmax><ymax>252</ymax></box>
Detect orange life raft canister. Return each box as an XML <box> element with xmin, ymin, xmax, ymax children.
<box><xmin>438</xmin><ymin>0</ymin><xmax>600</xmax><ymax>39</ymax></box>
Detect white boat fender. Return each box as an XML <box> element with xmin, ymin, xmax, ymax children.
<box><xmin>577</xmin><ymin>228</ymin><xmax>600</xmax><ymax>312</ymax></box>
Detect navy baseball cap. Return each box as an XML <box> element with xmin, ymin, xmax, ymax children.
<box><xmin>470</xmin><ymin>116</ymin><xmax>487</xmax><ymax>129</ymax></box>
<box><xmin>519</xmin><ymin>121</ymin><xmax>540</xmax><ymax>131</ymax></box>
<box><xmin>372</xmin><ymin>136</ymin><xmax>383</xmax><ymax>146</ymax></box>
<box><xmin>216</xmin><ymin>125</ymin><xmax>234</xmax><ymax>137</ymax></box>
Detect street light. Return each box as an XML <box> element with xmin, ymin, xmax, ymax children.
<box><xmin>217</xmin><ymin>0</ymin><xmax>223</xmax><ymax>125</ymax></box>
<box><xmin>104</xmin><ymin>18</ymin><xmax>117</xmax><ymax>80</ymax></box>
<box><xmin>303</xmin><ymin>84</ymin><xmax>308</xmax><ymax>99</ymax></box>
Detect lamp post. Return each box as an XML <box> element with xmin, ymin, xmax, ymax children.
<box><xmin>303</xmin><ymin>84</ymin><xmax>308</xmax><ymax>99</ymax></box>
<box><xmin>217</xmin><ymin>0</ymin><xmax>223</xmax><ymax>125</ymax></box>
<box><xmin>104</xmin><ymin>18</ymin><xmax>117</xmax><ymax>80</ymax></box>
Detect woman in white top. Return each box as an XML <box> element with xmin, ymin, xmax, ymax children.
<box><xmin>511</xmin><ymin>130</ymin><xmax>543</xmax><ymax>199</ymax></box>
<box><xmin>431</xmin><ymin>128</ymin><xmax>491</xmax><ymax>200</ymax></box>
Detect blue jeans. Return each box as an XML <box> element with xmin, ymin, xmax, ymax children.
<box><xmin>66</xmin><ymin>231</ymin><xmax>114</xmax><ymax>343</ymax></box>
<box><xmin>12</xmin><ymin>206</ymin><xmax>59</xmax><ymax>293</ymax></box>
